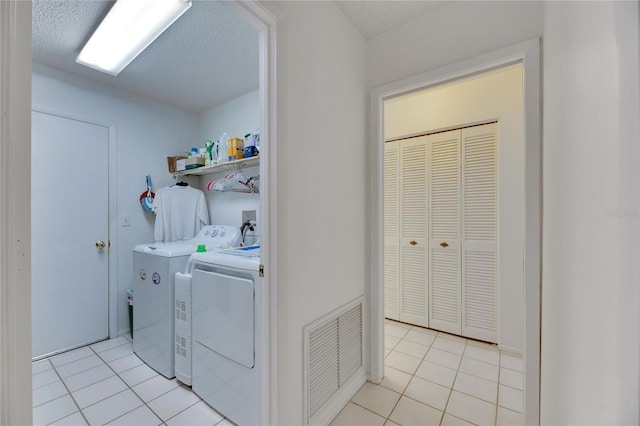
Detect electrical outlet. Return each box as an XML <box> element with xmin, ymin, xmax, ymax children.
<box><xmin>242</xmin><ymin>210</ymin><xmax>256</xmax><ymax>223</ymax></box>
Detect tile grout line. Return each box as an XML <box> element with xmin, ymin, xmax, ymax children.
<box><xmin>45</xmin><ymin>359</ymin><xmax>90</xmax><ymax>426</ymax></box>
<box><xmin>92</xmin><ymin>345</ymin><xmax>176</xmax><ymax>425</ymax></box>
<box><xmin>350</xmin><ymin>327</ymin><xmax>424</xmax><ymax>423</ymax></box>
<box><xmin>437</xmin><ymin>340</ymin><xmax>466</xmax><ymax>426</ymax></box>
<box><xmin>384</xmin><ymin>320</ymin><xmax>517</xmax><ymax>425</ymax></box>
<box><xmin>47</xmin><ymin>344</ymin><xmax>147</xmax><ymax>425</ymax></box>
<box><xmin>31</xmin><ymin>360</ymin><xmax>57</xmax><ymax>403</ymax></box>
<box><xmin>386</xmin><ymin>328</ymin><xmax>437</xmax><ymax>424</ymax></box>
<box><xmin>73</xmin><ymin>345</ymin><xmax>142</xmax><ymax>424</ymax></box>
<box><xmin>96</xmin><ymin>345</ymin><xmax>225</xmax><ymax>425</ymax></box>
<box><xmin>36</xmin><ymin>340</ymin><xmax>231</xmax><ymax>426</ymax></box>
<box><xmin>375</xmin><ymin>327</ymin><xmax>411</xmax><ymax>422</ymax></box>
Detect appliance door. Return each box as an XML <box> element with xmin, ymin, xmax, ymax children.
<box><xmin>192</xmin><ymin>269</ymin><xmax>254</xmax><ymax>368</ymax></box>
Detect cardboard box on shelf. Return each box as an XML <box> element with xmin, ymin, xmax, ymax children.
<box><xmin>185</xmin><ymin>157</ymin><xmax>206</xmax><ymax>169</ymax></box>
<box><xmin>167</xmin><ymin>156</ymin><xmax>187</xmax><ymax>173</ymax></box>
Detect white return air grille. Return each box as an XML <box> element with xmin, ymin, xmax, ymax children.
<box><xmin>304</xmin><ymin>297</ymin><xmax>366</xmax><ymax>425</ymax></box>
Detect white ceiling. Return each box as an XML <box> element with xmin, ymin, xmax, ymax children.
<box><xmin>334</xmin><ymin>0</ymin><xmax>455</xmax><ymax>40</ymax></box>
<box><xmin>32</xmin><ymin>1</ymin><xmax>454</xmax><ymax>113</ymax></box>
<box><xmin>32</xmin><ymin>0</ymin><xmax>260</xmax><ymax>114</ymax></box>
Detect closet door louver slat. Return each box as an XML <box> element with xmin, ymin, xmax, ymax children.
<box><xmin>399</xmin><ymin>137</ymin><xmax>428</xmax><ymax>326</ymax></box>
<box><xmin>430</xmin><ymin>248</ymin><xmax>460</xmax><ymax>326</ymax></box>
<box><xmin>384</xmin><ymin>142</ymin><xmax>400</xmax><ymax>320</ymax></box>
<box><xmin>400</xmin><ymin>246</ymin><xmax>428</xmax><ymax>325</ymax></box>
<box><xmin>429</xmin><ymin>130</ymin><xmax>462</xmax><ymax>335</ymax></box>
<box><xmin>462</xmin><ymin>123</ymin><xmax>498</xmax><ymax>343</ymax></box>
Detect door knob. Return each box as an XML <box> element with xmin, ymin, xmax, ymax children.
<box><xmin>440</xmin><ymin>242</ymin><xmax>448</xmax><ymax>248</ymax></box>
<box><xmin>96</xmin><ymin>240</ymin><xmax>106</xmax><ymax>249</ymax></box>
<box><xmin>409</xmin><ymin>240</ymin><xmax>418</xmax><ymax>246</ymax></box>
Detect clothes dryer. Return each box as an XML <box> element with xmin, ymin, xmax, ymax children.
<box><xmin>132</xmin><ymin>225</ymin><xmax>239</xmax><ymax>378</ymax></box>
<box><xmin>188</xmin><ymin>248</ymin><xmax>263</xmax><ymax>426</ymax></box>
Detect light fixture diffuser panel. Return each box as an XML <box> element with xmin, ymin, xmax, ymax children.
<box><xmin>76</xmin><ymin>0</ymin><xmax>192</xmax><ymax>76</ymax></box>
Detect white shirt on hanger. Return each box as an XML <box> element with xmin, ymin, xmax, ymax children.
<box><xmin>152</xmin><ymin>185</ymin><xmax>210</xmax><ymax>242</ymax></box>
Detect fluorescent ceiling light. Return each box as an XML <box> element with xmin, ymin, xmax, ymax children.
<box><xmin>76</xmin><ymin>0</ymin><xmax>192</xmax><ymax>76</ymax></box>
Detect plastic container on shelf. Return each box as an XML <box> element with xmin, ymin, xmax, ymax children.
<box><xmin>219</xmin><ymin>133</ymin><xmax>229</xmax><ymax>163</ymax></box>
<box><xmin>231</xmin><ymin>138</ymin><xmax>244</xmax><ymax>160</ymax></box>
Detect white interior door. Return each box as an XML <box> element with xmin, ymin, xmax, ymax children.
<box><xmin>398</xmin><ymin>136</ymin><xmax>428</xmax><ymax>326</ymax></box>
<box><xmin>31</xmin><ymin>111</ymin><xmax>109</xmax><ymax>359</ymax></box>
<box><xmin>383</xmin><ymin>141</ymin><xmax>400</xmax><ymax>320</ymax></box>
<box><xmin>461</xmin><ymin>123</ymin><xmax>498</xmax><ymax>343</ymax></box>
<box><xmin>429</xmin><ymin>129</ymin><xmax>462</xmax><ymax>335</ymax></box>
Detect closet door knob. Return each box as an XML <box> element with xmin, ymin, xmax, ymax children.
<box><xmin>409</xmin><ymin>240</ymin><xmax>418</xmax><ymax>246</ymax></box>
<box><xmin>96</xmin><ymin>240</ymin><xmax>106</xmax><ymax>249</ymax></box>
<box><xmin>440</xmin><ymin>242</ymin><xmax>449</xmax><ymax>248</ymax></box>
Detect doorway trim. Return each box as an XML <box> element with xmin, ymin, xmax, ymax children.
<box><xmin>0</xmin><ymin>0</ymin><xmax>279</xmax><ymax>423</ymax></box>
<box><xmin>368</xmin><ymin>38</ymin><xmax>541</xmax><ymax>424</ymax></box>
<box><xmin>0</xmin><ymin>0</ymin><xmax>32</xmax><ymax>423</ymax></box>
<box><xmin>199</xmin><ymin>1</ymin><xmax>281</xmax><ymax>424</ymax></box>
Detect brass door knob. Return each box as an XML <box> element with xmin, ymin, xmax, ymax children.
<box><xmin>96</xmin><ymin>240</ymin><xmax>106</xmax><ymax>249</ymax></box>
<box><xmin>440</xmin><ymin>242</ymin><xmax>448</xmax><ymax>248</ymax></box>
<box><xmin>409</xmin><ymin>240</ymin><xmax>417</xmax><ymax>246</ymax></box>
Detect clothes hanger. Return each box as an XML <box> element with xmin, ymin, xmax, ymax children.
<box><xmin>174</xmin><ymin>175</ymin><xmax>189</xmax><ymax>186</ymax></box>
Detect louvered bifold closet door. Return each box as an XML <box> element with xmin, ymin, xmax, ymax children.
<box><xmin>461</xmin><ymin>123</ymin><xmax>498</xmax><ymax>343</ymax></box>
<box><xmin>399</xmin><ymin>136</ymin><xmax>429</xmax><ymax>326</ymax></box>
<box><xmin>429</xmin><ymin>130</ymin><xmax>462</xmax><ymax>335</ymax></box>
<box><xmin>384</xmin><ymin>142</ymin><xmax>400</xmax><ymax>320</ymax></box>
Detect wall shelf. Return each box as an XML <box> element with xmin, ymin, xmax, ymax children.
<box><xmin>172</xmin><ymin>155</ymin><xmax>259</xmax><ymax>177</ymax></box>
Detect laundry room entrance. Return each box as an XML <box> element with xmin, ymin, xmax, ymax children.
<box><xmin>28</xmin><ymin>0</ymin><xmax>277</xmax><ymax>424</ymax></box>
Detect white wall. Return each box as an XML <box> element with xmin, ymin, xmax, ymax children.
<box><xmin>197</xmin><ymin>90</ymin><xmax>260</xmax><ymax>233</ymax></box>
<box><xmin>541</xmin><ymin>1</ymin><xmax>640</xmax><ymax>424</ymax></box>
<box><xmin>384</xmin><ymin>65</ymin><xmax>525</xmax><ymax>353</ymax></box>
<box><xmin>32</xmin><ymin>63</ymin><xmax>200</xmax><ymax>335</ymax></box>
<box><xmin>198</xmin><ymin>89</ymin><xmax>259</xmax><ymax>144</ymax></box>
<box><xmin>367</xmin><ymin>1</ymin><xmax>543</xmax><ymax>88</ymax></box>
<box><xmin>261</xmin><ymin>1</ymin><xmax>368</xmax><ymax>424</ymax></box>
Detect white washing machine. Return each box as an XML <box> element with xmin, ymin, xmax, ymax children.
<box><xmin>188</xmin><ymin>248</ymin><xmax>263</xmax><ymax>426</ymax></box>
<box><xmin>132</xmin><ymin>225</ymin><xmax>240</xmax><ymax>378</ymax></box>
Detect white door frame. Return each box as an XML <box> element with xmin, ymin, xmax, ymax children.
<box><xmin>0</xmin><ymin>0</ymin><xmax>32</xmax><ymax>423</ymax></box>
<box><xmin>368</xmin><ymin>39</ymin><xmax>541</xmax><ymax>425</ymax></box>
<box><xmin>31</xmin><ymin>106</ymin><xmax>118</xmax><ymax>350</ymax></box>
<box><xmin>0</xmin><ymin>0</ymin><xmax>279</xmax><ymax>423</ymax></box>
<box><xmin>223</xmin><ymin>2</ymin><xmax>280</xmax><ymax>423</ymax></box>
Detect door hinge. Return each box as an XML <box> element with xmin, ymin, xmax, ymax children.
<box><xmin>259</xmin><ymin>264</ymin><xmax>264</xmax><ymax>278</ymax></box>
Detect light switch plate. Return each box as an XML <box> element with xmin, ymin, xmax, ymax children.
<box><xmin>242</xmin><ymin>210</ymin><xmax>256</xmax><ymax>223</ymax></box>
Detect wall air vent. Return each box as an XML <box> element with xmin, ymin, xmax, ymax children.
<box><xmin>303</xmin><ymin>297</ymin><xmax>366</xmax><ymax>425</ymax></box>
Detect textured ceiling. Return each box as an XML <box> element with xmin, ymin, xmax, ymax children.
<box><xmin>32</xmin><ymin>0</ymin><xmax>259</xmax><ymax>113</ymax></box>
<box><xmin>334</xmin><ymin>0</ymin><xmax>455</xmax><ymax>40</ymax></box>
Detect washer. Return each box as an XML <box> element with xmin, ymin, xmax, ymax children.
<box><xmin>132</xmin><ymin>225</ymin><xmax>240</xmax><ymax>378</ymax></box>
<box><xmin>189</xmin><ymin>248</ymin><xmax>262</xmax><ymax>426</ymax></box>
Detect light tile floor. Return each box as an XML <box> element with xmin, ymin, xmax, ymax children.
<box><xmin>32</xmin><ymin>335</ymin><xmax>233</xmax><ymax>426</ymax></box>
<box><xmin>331</xmin><ymin>320</ymin><xmax>524</xmax><ymax>426</ymax></box>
